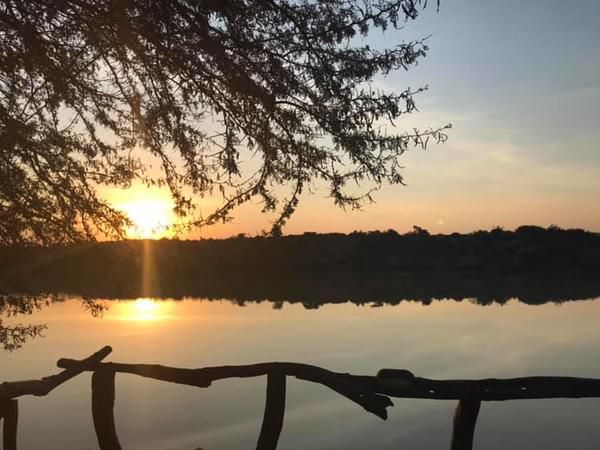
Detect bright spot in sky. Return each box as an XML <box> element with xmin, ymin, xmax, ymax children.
<box><xmin>110</xmin><ymin>185</ymin><xmax>175</xmax><ymax>239</ymax></box>
<box><xmin>120</xmin><ymin>199</ymin><xmax>172</xmax><ymax>238</ymax></box>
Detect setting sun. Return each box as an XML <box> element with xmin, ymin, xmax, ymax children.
<box><xmin>107</xmin><ymin>185</ymin><xmax>176</xmax><ymax>239</ymax></box>
<box><xmin>120</xmin><ymin>198</ymin><xmax>173</xmax><ymax>239</ymax></box>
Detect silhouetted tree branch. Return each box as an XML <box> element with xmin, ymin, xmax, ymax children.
<box><xmin>0</xmin><ymin>294</ymin><xmax>49</xmax><ymax>351</ymax></box>
<box><xmin>0</xmin><ymin>293</ymin><xmax>105</xmax><ymax>350</ymax></box>
<box><xmin>0</xmin><ymin>0</ymin><xmax>448</xmax><ymax>243</ymax></box>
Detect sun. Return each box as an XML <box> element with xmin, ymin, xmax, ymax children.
<box><xmin>109</xmin><ymin>185</ymin><xmax>176</xmax><ymax>239</ymax></box>
<box><xmin>120</xmin><ymin>198</ymin><xmax>173</xmax><ymax>239</ymax></box>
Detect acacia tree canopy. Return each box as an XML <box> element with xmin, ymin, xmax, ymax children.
<box><xmin>0</xmin><ymin>0</ymin><xmax>449</xmax><ymax>245</ymax></box>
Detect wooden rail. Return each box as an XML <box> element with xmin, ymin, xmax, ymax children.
<box><xmin>2</xmin><ymin>346</ymin><xmax>600</xmax><ymax>449</ymax></box>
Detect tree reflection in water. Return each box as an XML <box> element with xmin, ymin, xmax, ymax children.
<box><xmin>2</xmin><ymin>269</ymin><xmax>600</xmax><ymax>352</ymax></box>
<box><xmin>0</xmin><ymin>294</ymin><xmax>105</xmax><ymax>351</ymax></box>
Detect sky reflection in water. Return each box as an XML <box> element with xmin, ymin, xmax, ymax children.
<box><xmin>1</xmin><ymin>297</ymin><xmax>600</xmax><ymax>449</ymax></box>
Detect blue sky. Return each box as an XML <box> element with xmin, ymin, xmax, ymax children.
<box><xmin>400</xmin><ymin>0</ymin><xmax>600</xmax><ymax>164</ymax></box>
<box><xmin>259</xmin><ymin>0</ymin><xmax>600</xmax><ymax>235</ymax></box>
<box><xmin>120</xmin><ymin>0</ymin><xmax>600</xmax><ymax>238</ymax></box>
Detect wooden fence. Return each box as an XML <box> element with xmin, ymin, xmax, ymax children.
<box><xmin>2</xmin><ymin>346</ymin><xmax>600</xmax><ymax>450</ymax></box>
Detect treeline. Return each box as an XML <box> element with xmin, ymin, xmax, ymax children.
<box><xmin>1</xmin><ymin>225</ymin><xmax>599</xmax><ymax>302</ymax></box>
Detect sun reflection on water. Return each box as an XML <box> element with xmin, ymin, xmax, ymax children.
<box><xmin>115</xmin><ymin>298</ymin><xmax>170</xmax><ymax>322</ymax></box>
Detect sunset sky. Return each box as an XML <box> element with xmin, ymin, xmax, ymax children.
<box><xmin>105</xmin><ymin>0</ymin><xmax>600</xmax><ymax>238</ymax></box>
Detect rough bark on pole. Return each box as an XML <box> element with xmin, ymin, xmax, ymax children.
<box><xmin>450</xmin><ymin>399</ymin><xmax>481</xmax><ymax>450</ymax></box>
<box><xmin>92</xmin><ymin>368</ymin><xmax>121</xmax><ymax>450</ymax></box>
<box><xmin>256</xmin><ymin>372</ymin><xmax>286</xmax><ymax>450</ymax></box>
<box><xmin>2</xmin><ymin>399</ymin><xmax>18</xmax><ymax>450</ymax></box>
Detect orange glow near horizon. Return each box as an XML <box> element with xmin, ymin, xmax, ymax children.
<box><xmin>100</xmin><ymin>179</ymin><xmax>600</xmax><ymax>241</ymax></box>
<box><xmin>108</xmin><ymin>184</ymin><xmax>176</xmax><ymax>239</ymax></box>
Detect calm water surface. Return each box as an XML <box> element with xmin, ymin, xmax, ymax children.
<box><xmin>2</xmin><ymin>297</ymin><xmax>600</xmax><ymax>449</ymax></box>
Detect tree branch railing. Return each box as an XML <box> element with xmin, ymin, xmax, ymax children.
<box><xmin>2</xmin><ymin>346</ymin><xmax>600</xmax><ymax>450</ymax></box>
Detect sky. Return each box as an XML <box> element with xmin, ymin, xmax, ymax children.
<box><xmin>108</xmin><ymin>0</ymin><xmax>600</xmax><ymax>238</ymax></box>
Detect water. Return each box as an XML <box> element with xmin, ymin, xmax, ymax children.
<box><xmin>1</xmin><ymin>296</ymin><xmax>600</xmax><ymax>449</ymax></box>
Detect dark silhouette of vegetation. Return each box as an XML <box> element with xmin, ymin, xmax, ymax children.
<box><xmin>3</xmin><ymin>225</ymin><xmax>598</xmax><ymax>350</ymax></box>
<box><xmin>0</xmin><ymin>294</ymin><xmax>49</xmax><ymax>351</ymax></box>
<box><xmin>2</xmin><ymin>225</ymin><xmax>599</xmax><ymax>304</ymax></box>
<box><xmin>3</xmin><ymin>270</ymin><xmax>600</xmax><ymax>351</ymax></box>
<box><xmin>0</xmin><ymin>294</ymin><xmax>105</xmax><ymax>351</ymax></box>
<box><xmin>0</xmin><ymin>0</ymin><xmax>448</xmax><ymax>245</ymax></box>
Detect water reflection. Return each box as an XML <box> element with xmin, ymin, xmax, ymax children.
<box><xmin>1</xmin><ymin>298</ymin><xmax>600</xmax><ymax>449</ymax></box>
<box><xmin>10</xmin><ymin>269</ymin><xmax>600</xmax><ymax>306</ymax></box>
<box><xmin>114</xmin><ymin>298</ymin><xmax>173</xmax><ymax>322</ymax></box>
<box><xmin>3</xmin><ymin>270</ymin><xmax>600</xmax><ymax>351</ymax></box>
<box><xmin>0</xmin><ymin>294</ymin><xmax>49</xmax><ymax>351</ymax></box>
<box><xmin>0</xmin><ymin>294</ymin><xmax>107</xmax><ymax>351</ymax></box>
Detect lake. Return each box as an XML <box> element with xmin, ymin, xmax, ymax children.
<box><xmin>1</xmin><ymin>294</ymin><xmax>600</xmax><ymax>449</ymax></box>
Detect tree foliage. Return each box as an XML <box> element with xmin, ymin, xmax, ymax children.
<box><xmin>0</xmin><ymin>0</ymin><xmax>448</xmax><ymax>244</ymax></box>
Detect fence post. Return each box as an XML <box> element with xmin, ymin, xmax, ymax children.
<box><xmin>256</xmin><ymin>371</ymin><xmax>286</xmax><ymax>450</ymax></box>
<box><xmin>450</xmin><ymin>398</ymin><xmax>481</xmax><ymax>450</ymax></box>
<box><xmin>1</xmin><ymin>399</ymin><xmax>18</xmax><ymax>450</ymax></box>
<box><xmin>92</xmin><ymin>367</ymin><xmax>122</xmax><ymax>450</ymax></box>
